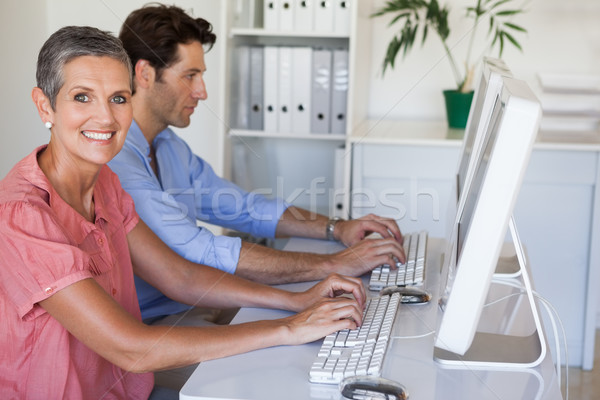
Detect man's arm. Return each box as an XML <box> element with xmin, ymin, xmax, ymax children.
<box><xmin>275</xmin><ymin>207</ymin><xmax>404</xmax><ymax>246</ymax></box>
<box><xmin>127</xmin><ymin>220</ymin><xmax>366</xmax><ymax>312</ymax></box>
<box><xmin>111</xmin><ymin>138</ymin><xmax>404</xmax><ymax>285</ymax></box>
<box><xmin>232</xmin><ymin>207</ymin><xmax>406</xmax><ymax>285</ymax></box>
<box><xmin>236</xmin><ymin>206</ymin><xmax>406</xmax><ymax>284</ymax></box>
<box><xmin>236</xmin><ymin>237</ymin><xmax>405</xmax><ymax>284</ymax></box>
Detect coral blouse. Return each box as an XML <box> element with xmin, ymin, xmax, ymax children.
<box><xmin>0</xmin><ymin>147</ymin><xmax>153</xmax><ymax>399</ymax></box>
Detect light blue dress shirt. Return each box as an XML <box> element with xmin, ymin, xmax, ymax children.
<box><xmin>109</xmin><ymin>121</ymin><xmax>289</xmax><ymax>319</ymax></box>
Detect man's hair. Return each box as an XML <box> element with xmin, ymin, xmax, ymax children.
<box><xmin>36</xmin><ymin>26</ymin><xmax>132</xmax><ymax>110</ymax></box>
<box><xmin>119</xmin><ymin>3</ymin><xmax>217</xmax><ymax>86</ymax></box>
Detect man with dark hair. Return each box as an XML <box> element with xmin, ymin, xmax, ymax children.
<box><xmin>110</xmin><ymin>4</ymin><xmax>404</xmax><ymax>325</ymax></box>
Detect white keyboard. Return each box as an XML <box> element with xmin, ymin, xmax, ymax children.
<box><xmin>309</xmin><ymin>292</ymin><xmax>401</xmax><ymax>384</ymax></box>
<box><xmin>369</xmin><ymin>231</ymin><xmax>428</xmax><ymax>290</ymax></box>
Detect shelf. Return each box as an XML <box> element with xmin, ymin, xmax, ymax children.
<box><xmin>230</xmin><ymin>27</ymin><xmax>350</xmax><ymax>39</ymax></box>
<box><xmin>349</xmin><ymin>119</ymin><xmax>463</xmax><ymax>146</ymax></box>
<box><xmin>229</xmin><ymin>129</ymin><xmax>346</xmax><ymax>141</ymax></box>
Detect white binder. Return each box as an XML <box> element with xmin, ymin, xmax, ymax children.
<box><xmin>331</xmin><ymin>145</ymin><xmax>346</xmax><ymax>218</ymax></box>
<box><xmin>314</xmin><ymin>0</ymin><xmax>334</xmax><ymax>32</ymax></box>
<box><xmin>333</xmin><ymin>0</ymin><xmax>351</xmax><ymax>36</ymax></box>
<box><xmin>249</xmin><ymin>46</ymin><xmax>264</xmax><ymax>130</ymax></box>
<box><xmin>311</xmin><ymin>48</ymin><xmax>332</xmax><ymax>134</ymax></box>
<box><xmin>278</xmin><ymin>46</ymin><xmax>293</xmax><ymax>133</ymax></box>
<box><xmin>263</xmin><ymin>0</ymin><xmax>279</xmax><ymax>30</ymax></box>
<box><xmin>231</xmin><ymin>46</ymin><xmax>250</xmax><ymax>129</ymax></box>
<box><xmin>233</xmin><ymin>0</ymin><xmax>260</xmax><ymax>29</ymax></box>
<box><xmin>279</xmin><ymin>0</ymin><xmax>294</xmax><ymax>31</ymax></box>
<box><xmin>330</xmin><ymin>49</ymin><xmax>349</xmax><ymax>134</ymax></box>
<box><xmin>263</xmin><ymin>46</ymin><xmax>279</xmax><ymax>132</ymax></box>
<box><xmin>294</xmin><ymin>0</ymin><xmax>314</xmax><ymax>32</ymax></box>
<box><xmin>291</xmin><ymin>47</ymin><xmax>312</xmax><ymax>134</ymax></box>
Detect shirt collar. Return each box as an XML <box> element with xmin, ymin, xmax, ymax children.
<box><xmin>128</xmin><ymin>120</ymin><xmax>175</xmax><ymax>155</ymax></box>
<box><xmin>127</xmin><ymin>120</ymin><xmax>151</xmax><ymax>157</ymax></box>
<box><xmin>20</xmin><ymin>146</ymin><xmax>113</xmax><ymax>242</ymax></box>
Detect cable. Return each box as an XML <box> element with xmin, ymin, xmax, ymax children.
<box><xmin>534</xmin><ymin>292</ymin><xmax>569</xmax><ymax>400</ymax></box>
<box><xmin>391</xmin><ymin>330</ymin><xmax>435</xmax><ymax>340</ymax></box>
<box><xmin>488</xmin><ymin>277</ymin><xmax>569</xmax><ymax>400</ymax></box>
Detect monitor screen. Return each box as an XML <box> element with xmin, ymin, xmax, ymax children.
<box><xmin>435</xmin><ymin>76</ymin><xmax>541</xmax><ymax>356</ymax></box>
<box><xmin>457</xmin><ymin>94</ymin><xmax>504</xmax><ymax>260</ymax></box>
<box><xmin>455</xmin><ymin>58</ymin><xmax>512</xmax><ymax>212</ymax></box>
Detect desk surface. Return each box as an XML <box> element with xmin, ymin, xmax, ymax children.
<box><xmin>350</xmin><ymin>119</ymin><xmax>600</xmax><ymax>151</ymax></box>
<box><xmin>181</xmin><ymin>238</ymin><xmax>562</xmax><ymax>400</ymax></box>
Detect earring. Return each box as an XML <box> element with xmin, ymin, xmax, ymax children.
<box><xmin>45</xmin><ymin>121</ymin><xmax>53</xmax><ymax>129</ymax></box>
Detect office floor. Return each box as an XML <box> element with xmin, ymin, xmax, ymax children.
<box><xmin>566</xmin><ymin>330</ymin><xmax>600</xmax><ymax>399</ymax></box>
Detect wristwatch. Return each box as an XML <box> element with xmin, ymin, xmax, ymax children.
<box><xmin>326</xmin><ymin>218</ymin><xmax>342</xmax><ymax>241</ymax></box>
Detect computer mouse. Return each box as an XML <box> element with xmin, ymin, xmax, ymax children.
<box><xmin>380</xmin><ymin>286</ymin><xmax>431</xmax><ymax>304</ymax></box>
<box><xmin>340</xmin><ymin>375</ymin><xmax>408</xmax><ymax>399</ymax></box>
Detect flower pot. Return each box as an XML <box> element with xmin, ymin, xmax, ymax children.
<box><xmin>443</xmin><ymin>89</ymin><xmax>474</xmax><ymax>129</ymax></box>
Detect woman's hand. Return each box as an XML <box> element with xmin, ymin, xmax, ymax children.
<box><xmin>290</xmin><ymin>273</ymin><xmax>366</xmax><ymax>312</ymax></box>
<box><xmin>279</xmin><ymin>295</ymin><xmax>365</xmax><ymax>346</ymax></box>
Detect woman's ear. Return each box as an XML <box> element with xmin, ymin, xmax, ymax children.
<box><xmin>134</xmin><ymin>59</ymin><xmax>155</xmax><ymax>90</ymax></box>
<box><xmin>31</xmin><ymin>87</ymin><xmax>54</xmax><ymax>127</ymax></box>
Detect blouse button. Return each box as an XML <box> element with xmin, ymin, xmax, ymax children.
<box><xmin>112</xmin><ymin>288</ymin><xmax>117</xmax><ymax>296</ymax></box>
<box><xmin>44</xmin><ymin>287</ymin><xmax>54</xmax><ymax>295</ymax></box>
<box><xmin>98</xmin><ymin>238</ymin><xmax>104</xmax><ymax>245</ymax></box>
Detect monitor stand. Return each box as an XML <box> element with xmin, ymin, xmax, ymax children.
<box><xmin>494</xmin><ymin>251</ymin><xmax>522</xmax><ymax>278</ymax></box>
<box><xmin>434</xmin><ymin>216</ymin><xmax>547</xmax><ymax>369</ymax></box>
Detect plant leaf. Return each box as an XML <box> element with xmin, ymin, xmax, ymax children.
<box><xmin>504</xmin><ymin>22</ymin><xmax>527</xmax><ymax>33</ymax></box>
<box><xmin>389</xmin><ymin>12</ymin><xmax>411</xmax><ymax>26</ymax></box>
<box><xmin>489</xmin><ymin>0</ymin><xmax>513</xmax><ymax>11</ymax></box>
<box><xmin>495</xmin><ymin>9</ymin><xmax>523</xmax><ymax>16</ymax></box>
<box><xmin>502</xmin><ymin>30</ymin><xmax>523</xmax><ymax>51</ymax></box>
<box><xmin>491</xmin><ymin>28</ymin><xmax>499</xmax><ymax>48</ymax></box>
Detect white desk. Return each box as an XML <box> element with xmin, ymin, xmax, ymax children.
<box><xmin>181</xmin><ymin>238</ymin><xmax>562</xmax><ymax>400</ymax></box>
<box><xmin>350</xmin><ymin>120</ymin><xmax>600</xmax><ymax>369</ymax></box>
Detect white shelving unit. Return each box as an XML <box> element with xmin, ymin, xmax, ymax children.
<box><xmin>222</xmin><ymin>0</ymin><xmax>372</xmax><ymax>217</ymax></box>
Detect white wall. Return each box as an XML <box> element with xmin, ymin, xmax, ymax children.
<box><xmin>0</xmin><ymin>1</ymin><xmax>48</xmax><ymax>178</ymax></box>
<box><xmin>0</xmin><ymin>0</ymin><xmax>225</xmax><ymax>179</ymax></box>
<box><xmin>366</xmin><ymin>0</ymin><xmax>600</xmax><ymax>120</ymax></box>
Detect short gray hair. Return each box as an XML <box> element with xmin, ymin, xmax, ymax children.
<box><xmin>36</xmin><ymin>26</ymin><xmax>132</xmax><ymax>109</ymax></box>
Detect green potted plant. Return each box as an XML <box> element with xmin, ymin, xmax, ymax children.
<box><xmin>372</xmin><ymin>0</ymin><xmax>528</xmax><ymax>128</ymax></box>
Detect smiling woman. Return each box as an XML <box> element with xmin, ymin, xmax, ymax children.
<box><xmin>0</xmin><ymin>25</ymin><xmax>368</xmax><ymax>400</ymax></box>
<box><xmin>34</xmin><ymin>55</ymin><xmax>132</xmax><ymax>181</ymax></box>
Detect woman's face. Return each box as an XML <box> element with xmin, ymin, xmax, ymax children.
<box><xmin>50</xmin><ymin>55</ymin><xmax>132</xmax><ymax>168</ymax></box>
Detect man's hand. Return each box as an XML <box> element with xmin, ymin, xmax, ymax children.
<box><xmin>334</xmin><ymin>214</ymin><xmax>403</xmax><ymax>247</ymax></box>
<box><xmin>327</xmin><ymin>236</ymin><xmax>406</xmax><ymax>277</ymax></box>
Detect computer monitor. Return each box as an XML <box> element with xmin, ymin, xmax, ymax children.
<box><xmin>434</xmin><ymin>76</ymin><xmax>542</xmax><ymax>364</ymax></box>
<box><xmin>454</xmin><ymin>57</ymin><xmax>512</xmax><ymax>218</ymax></box>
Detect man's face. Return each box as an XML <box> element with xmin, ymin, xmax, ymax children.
<box><xmin>149</xmin><ymin>41</ymin><xmax>207</xmax><ymax>128</ymax></box>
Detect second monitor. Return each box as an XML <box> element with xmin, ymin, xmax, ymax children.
<box><xmin>434</xmin><ymin>75</ymin><xmax>544</xmax><ymax>367</ymax></box>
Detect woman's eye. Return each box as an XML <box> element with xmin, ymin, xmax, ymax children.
<box><xmin>112</xmin><ymin>95</ymin><xmax>127</xmax><ymax>104</ymax></box>
<box><xmin>74</xmin><ymin>94</ymin><xmax>89</xmax><ymax>102</ymax></box>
